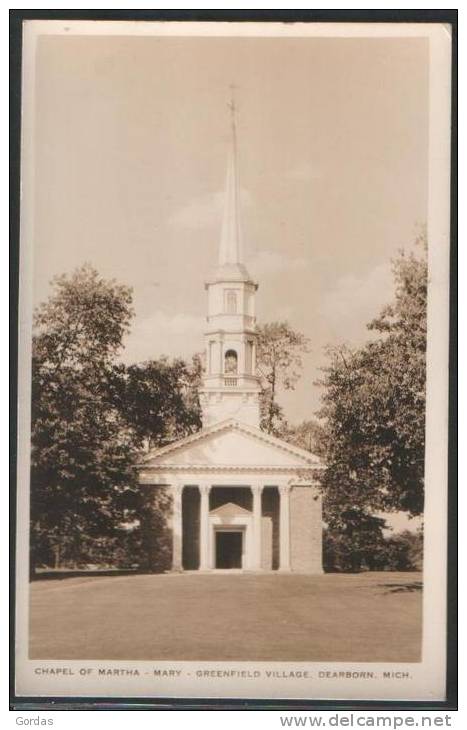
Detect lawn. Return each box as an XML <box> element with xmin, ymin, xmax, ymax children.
<box><xmin>29</xmin><ymin>571</ymin><xmax>422</xmax><ymax>662</ymax></box>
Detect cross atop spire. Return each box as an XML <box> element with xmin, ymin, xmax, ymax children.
<box><xmin>227</xmin><ymin>83</ymin><xmax>237</xmax><ymax>143</ymax></box>
<box><xmin>218</xmin><ymin>85</ymin><xmax>247</xmax><ymax>275</ymax></box>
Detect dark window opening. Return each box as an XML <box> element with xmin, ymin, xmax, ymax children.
<box><xmin>224</xmin><ymin>349</ymin><xmax>238</xmax><ymax>374</ymax></box>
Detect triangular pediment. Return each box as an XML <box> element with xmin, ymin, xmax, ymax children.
<box><xmin>138</xmin><ymin>419</ymin><xmax>322</xmax><ymax>471</ymax></box>
<box><xmin>210</xmin><ymin>502</ymin><xmax>251</xmax><ymax>517</ymax></box>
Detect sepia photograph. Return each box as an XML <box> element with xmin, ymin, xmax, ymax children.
<box><xmin>13</xmin><ymin>17</ymin><xmax>453</xmax><ymax>703</ymax></box>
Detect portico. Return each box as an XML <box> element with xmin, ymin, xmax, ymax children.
<box><xmin>171</xmin><ymin>482</ymin><xmax>290</xmax><ymax>572</ymax></box>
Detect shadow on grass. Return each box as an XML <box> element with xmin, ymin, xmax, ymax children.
<box><xmin>30</xmin><ymin>569</ymin><xmax>143</xmax><ymax>582</ymax></box>
<box><xmin>378</xmin><ymin>581</ymin><xmax>423</xmax><ymax>594</ymax></box>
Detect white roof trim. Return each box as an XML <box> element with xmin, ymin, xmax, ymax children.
<box><xmin>137</xmin><ymin>418</ymin><xmax>323</xmax><ymax>468</ymax></box>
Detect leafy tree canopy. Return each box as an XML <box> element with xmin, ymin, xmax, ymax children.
<box><xmin>33</xmin><ymin>263</ymin><xmax>134</xmax><ymax>373</ymax></box>
<box><xmin>118</xmin><ymin>355</ymin><xmax>202</xmax><ymax>451</ymax></box>
<box><xmin>31</xmin><ymin>265</ymin><xmax>201</xmax><ymax>570</ymax></box>
<box><xmin>280</xmin><ymin>419</ymin><xmax>326</xmax><ymax>456</ymax></box>
<box><xmin>256</xmin><ymin>321</ymin><xmax>310</xmax><ymax>435</ymax></box>
<box><xmin>31</xmin><ymin>265</ymin><xmax>136</xmax><ymax>568</ymax></box>
<box><xmin>317</xmin><ymin>241</ymin><xmax>427</xmax><ymax>531</ymax></box>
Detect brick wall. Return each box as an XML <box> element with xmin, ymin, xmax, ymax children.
<box><xmin>290</xmin><ymin>486</ymin><xmax>323</xmax><ymax>573</ymax></box>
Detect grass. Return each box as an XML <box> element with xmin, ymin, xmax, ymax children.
<box><xmin>29</xmin><ymin>571</ymin><xmax>422</xmax><ymax>662</ymax></box>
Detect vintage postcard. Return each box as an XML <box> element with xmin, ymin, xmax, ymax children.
<box><xmin>14</xmin><ymin>19</ymin><xmax>453</xmax><ymax>703</ymax></box>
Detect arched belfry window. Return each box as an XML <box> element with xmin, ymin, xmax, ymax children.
<box><xmin>225</xmin><ymin>289</ymin><xmax>238</xmax><ymax>314</ymax></box>
<box><xmin>224</xmin><ymin>349</ymin><xmax>238</xmax><ymax>374</ymax></box>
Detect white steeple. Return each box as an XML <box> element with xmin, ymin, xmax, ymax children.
<box><xmin>213</xmin><ymin>88</ymin><xmax>251</xmax><ymax>284</ymax></box>
<box><xmin>219</xmin><ymin>93</ymin><xmax>243</xmax><ymax>267</ymax></box>
<box><xmin>199</xmin><ymin>90</ymin><xmax>261</xmax><ymax>428</ymax></box>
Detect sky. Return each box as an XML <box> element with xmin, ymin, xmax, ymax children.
<box><xmin>32</xmin><ymin>31</ymin><xmax>429</xmax><ymax>428</ymax></box>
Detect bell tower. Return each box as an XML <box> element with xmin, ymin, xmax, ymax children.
<box><xmin>199</xmin><ymin>92</ymin><xmax>262</xmax><ymax>428</ymax></box>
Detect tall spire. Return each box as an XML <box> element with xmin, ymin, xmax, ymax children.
<box><xmin>219</xmin><ymin>85</ymin><xmax>243</xmax><ymax>268</ymax></box>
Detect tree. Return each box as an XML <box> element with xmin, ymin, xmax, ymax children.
<box><xmin>317</xmin><ymin>242</ymin><xmax>427</xmax><ymax>554</ymax></box>
<box><xmin>31</xmin><ymin>265</ymin><xmax>205</xmax><ymax>572</ymax></box>
<box><xmin>139</xmin><ymin>486</ymin><xmax>173</xmax><ymax>573</ymax></box>
<box><xmin>280</xmin><ymin>419</ymin><xmax>325</xmax><ymax>456</ymax></box>
<box><xmin>323</xmin><ymin>526</ymin><xmax>423</xmax><ymax>573</ymax></box>
<box><xmin>117</xmin><ymin>356</ymin><xmax>202</xmax><ymax>452</ymax></box>
<box><xmin>256</xmin><ymin>321</ymin><xmax>310</xmax><ymax>435</ymax></box>
<box><xmin>379</xmin><ymin>529</ymin><xmax>423</xmax><ymax>572</ymax></box>
<box><xmin>366</xmin><ymin>244</ymin><xmax>427</xmax><ymax>515</ymax></box>
<box><xmin>323</xmin><ymin>513</ymin><xmax>388</xmax><ymax>572</ymax></box>
<box><xmin>31</xmin><ymin>264</ymin><xmax>136</xmax><ymax>570</ymax></box>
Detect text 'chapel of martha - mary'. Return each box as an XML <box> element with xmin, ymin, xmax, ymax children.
<box><xmin>137</xmin><ymin>104</ymin><xmax>324</xmax><ymax>573</ymax></box>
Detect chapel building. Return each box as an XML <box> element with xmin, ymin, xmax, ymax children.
<box><xmin>137</xmin><ymin>105</ymin><xmax>324</xmax><ymax>573</ymax></box>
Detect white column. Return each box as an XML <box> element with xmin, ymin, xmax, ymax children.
<box><xmin>279</xmin><ymin>484</ymin><xmax>291</xmax><ymax>572</ymax></box>
<box><xmin>240</xmin><ymin>337</ymin><xmax>247</xmax><ymax>378</ymax></box>
<box><xmin>251</xmin><ymin>484</ymin><xmax>263</xmax><ymax>570</ymax></box>
<box><xmin>219</xmin><ymin>340</ymin><xmax>224</xmax><ymax>375</ymax></box>
<box><xmin>199</xmin><ymin>484</ymin><xmax>211</xmax><ymax>570</ymax></box>
<box><xmin>171</xmin><ymin>483</ymin><xmax>183</xmax><ymax>572</ymax></box>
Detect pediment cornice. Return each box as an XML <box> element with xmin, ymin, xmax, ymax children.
<box><xmin>137</xmin><ymin>418</ymin><xmax>323</xmax><ymax>470</ymax></box>
<box><xmin>139</xmin><ymin>464</ymin><xmax>320</xmax><ymax>475</ymax></box>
